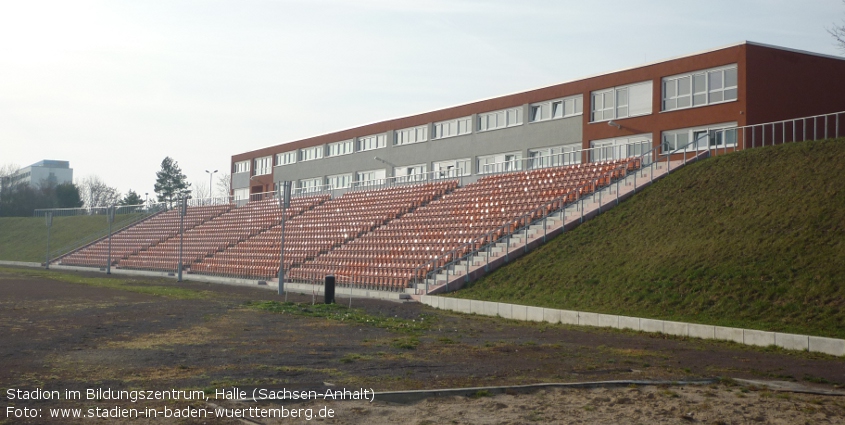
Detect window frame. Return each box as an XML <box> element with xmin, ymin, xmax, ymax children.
<box><xmin>661</xmin><ymin>123</ymin><xmax>738</xmax><ymax>154</ymax></box>
<box><xmin>432</xmin><ymin>116</ymin><xmax>472</xmax><ymax>140</ymax></box>
<box><xmin>662</xmin><ymin>64</ymin><xmax>738</xmax><ymax>112</ymax></box>
<box><xmin>233</xmin><ymin>160</ymin><xmax>250</xmax><ymax>174</ymax></box>
<box><xmin>590</xmin><ymin>81</ymin><xmax>653</xmax><ymax>123</ymax></box>
<box><xmin>253</xmin><ymin>156</ymin><xmax>272</xmax><ymax>176</ymax></box>
<box><xmin>478</xmin><ymin>107</ymin><xmax>523</xmax><ymax>132</ymax></box>
<box><xmin>357</xmin><ymin>134</ymin><xmax>387</xmax><ymax>152</ymax></box>
<box><xmin>276</xmin><ymin>151</ymin><xmax>297</xmax><ymax>166</ymax></box>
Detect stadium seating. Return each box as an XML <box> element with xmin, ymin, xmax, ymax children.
<box><xmin>59</xmin><ymin>159</ymin><xmax>639</xmax><ymax>292</ymax></box>
<box><xmin>59</xmin><ymin>204</ymin><xmax>232</xmax><ymax>268</ymax></box>
<box><xmin>290</xmin><ymin>160</ymin><xmax>636</xmax><ymax>290</ymax></box>
<box><xmin>117</xmin><ymin>194</ymin><xmax>328</xmax><ymax>273</ymax></box>
<box><xmin>190</xmin><ymin>181</ymin><xmax>456</xmax><ymax>279</ymax></box>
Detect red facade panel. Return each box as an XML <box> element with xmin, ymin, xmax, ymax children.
<box><xmin>745</xmin><ymin>44</ymin><xmax>845</xmax><ymax>126</ymax></box>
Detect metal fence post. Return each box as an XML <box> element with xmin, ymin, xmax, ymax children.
<box><xmin>177</xmin><ymin>195</ymin><xmax>186</xmax><ymax>282</ymax></box>
<box><xmin>45</xmin><ymin>212</ymin><xmax>52</xmax><ymax>270</ymax></box>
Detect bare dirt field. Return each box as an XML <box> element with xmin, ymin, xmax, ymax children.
<box><xmin>1</xmin><ymin>266</ymin><xmax>844</xmax><ymax>424</ymax></box>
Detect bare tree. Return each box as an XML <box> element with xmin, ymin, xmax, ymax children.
<box><xmin>78</xmin><ymin>175</ymin><xmax>122</xmax><ymax>209</ymax></box>
<box><xmin>831</xmin><ymin>1</ymin><xmax>845</xmax><ymax>53</ymax></box>
<box><xmin>0</xmin><ymin>163</ymin><xmax>20</xmax><ymax>191</ymax></box>
<box><xmin>216</xmin><ymin>172</ymin><xmax>230</xmax><ymax>198</ymax></box>
<box><xmin>193</xmin><ymin>181</ymin><xmax>210</xmax><ymax>200</ymax></box>
<box><xmin>0</xmin><ymin>163</ymin><xmax>19</xmax><ymax>178</ymax></box>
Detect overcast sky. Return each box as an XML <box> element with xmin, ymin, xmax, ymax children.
<box><xmin>2</xmin><ymin>0</ymin><xmax>843</xmax><ymax>200</ymax></box>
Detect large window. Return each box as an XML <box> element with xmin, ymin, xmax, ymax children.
<box><xmin>530</xmin><ymin>95</ymin><xmax>583</xmax><ymax>122</ymax></box>
<box><xmin>234</xmin><ymin>188</ymin><xmax>249</xmax><ymax>201</ymax></box>
<box><xmin>234</xmin><ymin>160</ymin><xmax>250</xmax><ymax>174</ymax></box>
<box><xmin>357</xmin><ymin>134</ymin><xmax>386</xmax><ymax>152</ymax></box>
<box><xmin>433</xmin><ymin>159</ymin><xmax>470</xmax><ymax>179</ymax></box>
<box><xmin>478</xmin><ymin>107</ymin><xmax>522</xmax><ymax>132</ymax></box>
<box><xmin>355</xmin><ymin>169</ymin><xmax>386</xmax><ymax>187</ymax></box>
<box><xmin>432</xmin><ymin>116</ymin><xmax>472</xmax><ymax>139</ymax></box>
<box><xmin>477</xmin><ymin>152</ymin><xmax>523</xmax><ymax>175</ymax></box>
<box><xmin>662</xmin><ymin>123</ymin><xmax>737</xmax><ymax>153</ymax></box>
<box><xmin>299</xmin><ymin>146</ymin><xmax>324</xmax><ymax>162</ymax></box>
<box><xmin>590</xmin><ymin>81</ymin><xmax>652</xmax><ymax>122</ymax></box>
<box><xmin>590</xmin><ymin>135</ymin><xmax>652</xmax><ymax>161</ymax></box>
<box><xmin>327</xmin><ymin>140</ymin><xmax>353</xmax><ymax>157</ymax></box>
<box><xmin>326</xmin><ymin>173</ymin><xmax>352</xmax><ymax>189</ymax></box>
<box><xmin>394</xmin><ymin>164</ymin><xmax>427</xmax><ymax>182</ymax></box>
<box><xmin>394</xmin><ymin>125</ymin><xmax>428</xmax><ymax>146</ymax></box>
<box><xmin>276</xmin><ymin>151</ymin><xmax>296</xmax><ymax>166</ymax></box>
<box><xmin>663</xmin><ymin>65</ymin><xmax>737</xmax><ymax>111</ymax></box>
<box><xmin>528</xmin><ymin>144</ymin><xmax>582</xmax><ymax>169</ymax></box>
<box><xmin>254</xmin><ymin>156</ymin><xmax>272</xmax><ymax>176</ymax></box>
<box><xmin>298</xmin><ymin>177</ymin><xmax>323</xmax><ymax>193</ymax></box>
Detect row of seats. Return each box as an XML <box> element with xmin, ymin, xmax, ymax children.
<box><xmin>60</xmin><ymin>204</ymin><xmax>233</xmax><ymax>268</ymax></box>
<box><xmin>118</xmin><ymin>194</ymin><xmax>328</xmax><ymax>272</ymax></box>
<box><xmin>293</xmin><ymin>159</ymin><xmax>637</xmax><ymax>291</ymax></box>
<box><xmin>61</xmin><ymin>159</ymin><xmax>639</xmax><ymax>292</ymax></box>
<box><xmin>190</xmin><ymin>181</ymin><xmax>457</xmax><ymax>279</ymax></box>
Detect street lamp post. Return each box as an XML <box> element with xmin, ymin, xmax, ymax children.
<box><xmin>205</xmin><ymin>169</ymin><xmax>218</xmax><ymax>204</ymax></box>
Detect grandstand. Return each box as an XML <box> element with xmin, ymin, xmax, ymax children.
<box><xmin>54</xmin><ymin>41</ymin><xmax>845</xmax><ymax>298</ymax></box>
<box><xmin>55</xmin><ymin>106</ymin><xmax>843</xmax><ymax>298</ymax></box>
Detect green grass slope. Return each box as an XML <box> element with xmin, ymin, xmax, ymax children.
<box><xmin>455</xmin><ymin>138</ymin><xmax>845</xmax><ymax>338</ymax></box>
<box><xmin>0</xmin><ymin>213</ymin><xmax>146</xmax><ymax>263</ymax></box>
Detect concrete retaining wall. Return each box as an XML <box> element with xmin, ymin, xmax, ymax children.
<box><xmin>418</xmin><ymin>296</ymin><xmax>845</xmax><ymax>357</ymax></box>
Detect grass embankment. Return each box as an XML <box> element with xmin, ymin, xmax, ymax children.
<box><xmin>0</xmin><ymin>266</ymin><xmax>208</xmax><ymax>299</ymax></box>
<box><xmin>454</xmin><ymin>138</ymin><xmax>845</xmax><ymax>338</ymax></box>
<box><xmin>0</xmin><ymin>213</ymin><xmax>146</xmax><ymax>262</ymax></box>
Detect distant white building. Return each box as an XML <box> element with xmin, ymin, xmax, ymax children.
<box><xmin>1</xmin><ymin>160</ymin><xmax>74</xmax><ymax>191</ymax></box>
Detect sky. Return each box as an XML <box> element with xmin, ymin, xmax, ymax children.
<box><xmin>1</xmin><ymin>0</ymin><xmax>844</xmax><ymax>200</ymax></box>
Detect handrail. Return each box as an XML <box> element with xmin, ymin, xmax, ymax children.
<box><xmin>412</xmin><ymin>147</ymin><xmax>660</xmax><ymax>293</ymax></box>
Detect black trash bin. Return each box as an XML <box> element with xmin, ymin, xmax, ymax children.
<box><xmin>324</xmin><ymin>275</ymin><xmax>335</xmax><ymax>304</ymax></box>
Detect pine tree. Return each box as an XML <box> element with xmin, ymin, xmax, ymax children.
<box><xmin>119</xmin><ymin>189</ymin><xmax>144</xmax><ymax>206</ymax></box>
<box><xmin>154</xmin><ymin>157</ymin><xmax>190</xmax><ymax>208</ymax></box>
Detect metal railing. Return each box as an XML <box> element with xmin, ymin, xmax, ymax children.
<box><xmin>476</xmin><ymin>141</ymin><xmax>655</xmax><ymax>176</ymax></box>
<box><xmin>412</xmin><ymin>151</ymin><xmax>660</xmax><ymax>294</ymax></box>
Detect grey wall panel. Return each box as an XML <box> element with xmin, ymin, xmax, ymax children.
<box><xmin>232</xmin><ymin>172</ymin><xmax>251</xmax><ymax>189</ymax></box>
<box><xmin>269</xmin><ymin>115</ymin><xmax>582</xmax><ymax>184</ymax></box>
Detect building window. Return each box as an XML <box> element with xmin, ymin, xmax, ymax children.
<box><xmin>477</xmin><ymin>152</ymin><xmax>523</xmax><ymax>175</ymax></box>
<box><xmin>297</xmin><ymin>177</ymin><xmax>324</xmax><ymax>193</ymax></box>
<box><xmin>590</xmin><ymin>134</ymin><xmax>652</xmax><ymax>161</ymax></box>
<box><xmin>234</xmin><ymin>160</ymin><xmax>250</xmax><ymax>174</ymax></box>
<box><xmin>590</xmin><ymin>81</ymin><xmax>652</xmax><ymax>122</ymax></box>
<box><xmin>661</xmin><ymin>123</ymin><xmax>737</xmax><ymax>153</ymax></box>
<box><xmin>528</xmin><ymin>144</ymin><xmax>582</xmax><ymax>169</ymax></box>
<box><xmin>276</xmin><ymin>151</ymin><xmax>297</xmax><ymax>166</ymax></box>
<box><xmin>326</xmin><ymin>173</ymin><xmax>352</xmax><ymax>189</ymax></box>
<box><xmin>662</xmin><ymin>65</ymin><xmax>737</xmax><ymax>111</ymax></box>
<box><xmin>432</xmin><ymin>116</ymin><xmax>472</xmax><ymax>139</ymax></box>
<box><xmin>530</xmin><ymin>95</ymin><xmax>583</xmax><ymax>122</ymax></box>
<box><xmin>254</xmin><ymin>156</ymin><xmax>272</xmax><ymax>176</ymax></box>
<box><xmin>432</xmin><ymin>159</ymin><xmax>470</xmax><ymax>179</ymax></box>
<box><xmin>327</xmin><ymin>140</ymin><xmax>353</xmax><ymax>157</ymax></box>
<box><xmin>394</xmin><ymin>125</ymin><xmax>428</xmax><ymax>146</ymax></box>
<box><xmin>394</xmin><ymin>164</ymin><xmax>427</xmax><ymax>182</ymax></box>
<box><xmin>478</xmin><ymin>107</ymin><xmax>522</xmax><ymax>132</ymax></box>
<box><xmin>357</xmin><ymin>134</ymin><xmax>386</xmax><ymax>152</ymax></box>
<box><xmin>234</xmin><ymin>188</ymin><xmax>249</xmax><ymax>201</ymax></box>
<box><xmin>355</xmin><ymin>169</ymin><xmax>386</xmax><ymax>187</ymax></box>
<box><xmin>299</xmin><ymin>146</ymin><xmax>324</xmax><ymax>162</ymax></box>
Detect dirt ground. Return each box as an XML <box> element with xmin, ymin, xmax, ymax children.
<box><xmin>1</xmin><ymin>266</ymin><xmax>844</xmax><ymax>424</ymax></box>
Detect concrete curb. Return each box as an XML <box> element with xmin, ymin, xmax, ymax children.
<box><xmin>419</xmin><ymin>296</ymin><xmax>845</xmax><ymax>357</ymax></box>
